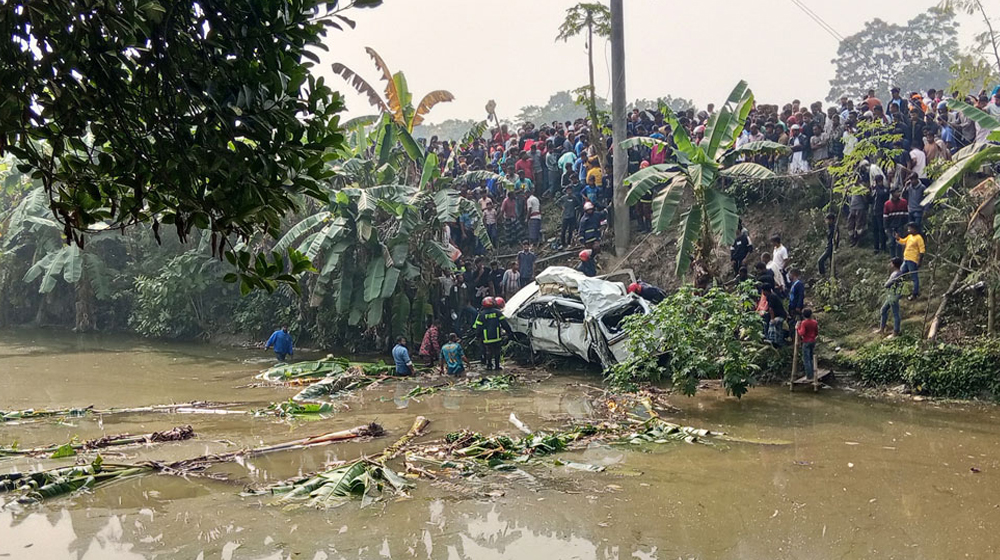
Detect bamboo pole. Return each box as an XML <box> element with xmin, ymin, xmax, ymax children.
<box><xmin>166</xmin><ymin>423</ymin><xmax>384</xmax><ymax>471</ymax></box>
<box><xmin>376</xmin><ymin>416</ymin><xmax>430</xmax><ymax>465</ymax></box>
<box><xmin>813</xmin><ymin>349</ymin><xmax>819</xmax><ymax>393</ymax></box>
<box><xmin>790</xmin><ymin>328</ymin><xmax>799</xmax><ymax>392</ymax></box>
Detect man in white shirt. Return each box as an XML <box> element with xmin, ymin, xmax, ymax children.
<box><xmin>525</xmin><ymin>191</ymin><xmax>542</xmax><ymax>244</ymax></box>
<box><xmin>764</xmin><ymin>252</ymin><xmax>786</xmax><ymax>293</ymax></box>
<box><xmin>909</xmin><ymin>145</ymin><xmax>927</xmax><ymax>179</ymax></box>
<box><xmin>771</xmin><ymin>235</ymin><xmax>790</xmax><ymax>273</ymax></box>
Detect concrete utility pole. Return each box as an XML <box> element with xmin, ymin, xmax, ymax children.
<box><xmin>610</xmin><ymin>0</ymin><xmax>629</xmax><ymax>256</ymax></box>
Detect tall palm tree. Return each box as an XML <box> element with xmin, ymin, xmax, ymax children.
<box><xmin>331</xmin><ymin>47</ymin><xmax>454</xmax><ymax>133</ymax></box>
<box><xmin>622</xmin><ymin>81</ymin><xmax>788</xmax><ymax>282</ymax></box>
<box><xmin>557</xmin><ymin>2</ymin><xmax>612</xmax><ymax>170</ymax></box>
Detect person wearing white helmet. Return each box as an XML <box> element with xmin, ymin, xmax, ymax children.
<box><xmin>578</xmin><ymin>200</ymin><xmax>602</xmax><ymax>247</ymax></box>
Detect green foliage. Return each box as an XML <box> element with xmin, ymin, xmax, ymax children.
<box><xmin>2</xmin><ymin>0</ymin><xmax>356</xmax><ymax>291</ymax></box>
<box><xmin>948</xmin><ymin>54</ymin><xmax>1000</xmax><ymax>98</ymax></box>
<box><xmin>850</xmin><ymin>337</ymin><xmax>1000</xmax><ymax>399</ymax></box>
<box><xmin>129</xmin><ymin>251</ymin><xmax>231</xmax><ymax>339</ymax></box>
<box><xmin>608</xmin><ymin>284</ymin><xmax>766</xmax><ymax>398</ymax></box>
<box><xmin>827</xmin><ymin>8</ymin><xmax>959</xmax><ymax>101</ymax></box>
<box><xmin>623</xmin><ymin>82</ymin><xmax>781</xmax><ymax>279</ymax></box>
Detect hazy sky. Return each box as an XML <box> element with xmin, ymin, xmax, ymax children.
<box><xmin>318</xmin><ymin>0</ymin><xmax>977</xmax><ymax>123</ymax></box>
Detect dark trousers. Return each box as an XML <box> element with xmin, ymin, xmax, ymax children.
<box><xmin>872</xmin><ymin>214</ymin><xmax>886</xmax><ymax>252</ymax></box>
<box><xmin>275</xmin><ymin>351</ymin><xmax>288</xmax><ymax>361</ymax></box>
<box><xmin>818</xmin><ymin>243</ymin><xmax>833</xmax><ymax>275</ymax></box>
<box><xmin>483</xmin><ymin>341</ymin><xmax>502</xmax><ymax>370</ymax></box>
<box><xmin>560</xmin><ymin>217</ymin><xmax>577</xmax><ymax>246</ymax></box>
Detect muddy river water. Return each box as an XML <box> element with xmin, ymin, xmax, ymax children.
<box><xmin>1</xmin><ymin>329</ymin><xmax>999</xmax><ymax>559</ymax></box>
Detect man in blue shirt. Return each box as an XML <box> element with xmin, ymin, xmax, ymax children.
<box><xmin>392</xmin><ymin>336</ymin><xmax>414</xmax><ymax>376</ymax></box>
<box><xmin>787</xmin><ymin>269</ymin><xmax>805</xmax><ymax>332</ymax></box>
<box><xmin>265</xmin><ymin>327</ymin><xmax>294</xmax><ymax>362</ymax></box>
<box><xmin>439</xmin><ymin>333</ymin><xmax>469</xmax><ymax>376</ymax></box>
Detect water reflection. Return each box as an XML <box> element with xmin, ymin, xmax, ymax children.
<box><xmin>4</xmin><ymin>330</ymin><xmax>1000</xmax><ymax>559</ymax></box>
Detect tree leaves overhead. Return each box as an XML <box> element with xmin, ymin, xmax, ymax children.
<box><xmin>555</xmin><ymin>2</ymin><xmax>612</xmax><ymax>41</ymax></box>
<box><xmin>2</xmin><ymin>0</ymin><xmax>351</xmax><ymax>250</ymax></box>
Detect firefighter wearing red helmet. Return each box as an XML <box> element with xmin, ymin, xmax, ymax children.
<box><xmin>494</xmin><ymin>297</ymin><xmax>506</xmax><ymax>309</ymax></box>
<box><xmin>472</xmin><ymin>295</ymin><xmax>512</xmax><ymax>371</ymax></box>
<box><xmin>627</xmin><ymin>281</ymin><xmax>667</xmax><ymax>304</ymax></box>
<box><xmin>577</xmin><ymin>248</ymin><xmax>597</xmax><ymax>277</ymax></box>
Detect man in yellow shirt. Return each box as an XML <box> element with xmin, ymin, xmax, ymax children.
<box><xmin>895</xmin><ymin>222</ymin><xmax>925</xmax><ymax>300</ymax></box>
<box><xmin>586</xmin><ymin>156</ymin><xmax>603</xmax><ymax>186</ymax></box>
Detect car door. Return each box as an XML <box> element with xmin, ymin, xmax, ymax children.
<box><xmin>517</xmin><ymin>301</ymin><xmax>570</xmax><ymax>356</ymax></box>
<box><xmin>550</xmin><ymin>301</ymin><xmax>592</xmax><ymax>361</ymax></box>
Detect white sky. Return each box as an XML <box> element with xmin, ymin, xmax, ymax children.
<box><xmin>318</xmin><ymin>0</ymin><xmax>978</xmax><ymax>123</ymax></box>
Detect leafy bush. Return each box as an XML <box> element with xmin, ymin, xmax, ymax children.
<box><xmin>128</xmin><ymin>253</ymin><xmax>232</xmax><ymax>339</ymax></box>
<box><xmin>853</xmin><ymin>336</ymin><xmax>921</xmax><ymax>386</ymax></box>
<box><xmin>608</xmin><ymin>283</ymin><xmax>766</xmax><ymax>398</ymax></box>
<box><xmin>850</xmin><ymin>337</ymin><xmax>1000</xmax><ymax>400</ymax></box>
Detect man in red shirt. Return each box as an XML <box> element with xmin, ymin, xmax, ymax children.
<box><xmin>883</xmin><ymin>188</ymin><xmax>909</xmax><ymax>261</ymax></box>
<box><xmin>514</xmin><ymin>152</ymin><xmax>534</xmax><ymax>181</ymax></box>
<box><xmin>796</xmin><ymin>309</ymin><xmax>819</xmax><ymax>381</ymax></box>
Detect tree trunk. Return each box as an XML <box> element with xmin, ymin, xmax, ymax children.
<box><xmin>975</xmin><ymin>0</ymin><xmax>1000</xmax><ymax>76</ymax></box>
<box><xmin>989</xmin><ymin>284</ymin><xmax>996</xmax><ymax>336</ymax></box>
<box><xmin>927</xmin><ymin>255</ymin><xmax>970</xmax><ymax>342</ymax></box>
<box><xmin>586</xmin><ymin>21</ymin><xmax>608</xmax><ymax>173</ymax></box>
<box><xmin>610</xmin><ymin>0</ymin><xmax>629</xmax><ymax>256</ymax></box>
<box><xmin>74</xmin><ymin>270</ymin><xmax>96</xmax><ymax>332</ymax></box>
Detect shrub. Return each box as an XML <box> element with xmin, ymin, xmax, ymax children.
<box><xmin>851</xmin><ymin>337</ymin><xmax>1000</xmax><ymax>400</ymax></box>
<box><xmin>608</xmin><ymin>283</ymin><xmax>766</xmax><ymax>398</ymax></box>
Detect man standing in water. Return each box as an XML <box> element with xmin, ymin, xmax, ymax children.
<box><xmin>392</xmin><ymin>336</ymin><xmax>415</xmax><ymax>376</ymax></box>
<box><xmin>264</xmin><ymin>326</ymin><xmax>294</xmax><ymax>362</ymax></box>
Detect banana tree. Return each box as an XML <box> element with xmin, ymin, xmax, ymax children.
<box><xmin>621</xmin><ymin>81</ymin><xmax>789</xmax><ymax>280</ymax></box>
<box><xmin>3</xmin><ymin>187</ymin><xmax>116</xmax><ymax>330</ymax></box>
<box><xmin>273</xmin><ymin>141</ymin><xmax>493</xmax><ymax>339</ymax></box>
<box><xmin>922</xmin><ymin>98</ymin><xmax>1000</xmax><ymax>207</ymax></box>
<box><xmin>331</xmin><ymin>47</ymin><xmax>454</xmax><ymax>133</ymax></box>
<box><xmin>921</xmin><ymin>99</ymin><xmax>1000</xmax><ymax>335</ymax></box>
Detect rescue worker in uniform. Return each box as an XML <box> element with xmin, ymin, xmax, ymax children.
<box><xmin>578</xmin><ymin>249</ymin><xmax>597</xmax><ymax>277</ymax></box>
<box><xmin>473</xmin><ymin>297</ymin><xmax>513</xmax><ymax>370</ymax></box>
<box><xmin>578</xmin><ymin>201</ymin><xmax>602</xmax><ymax>250</ymax></box>
<box><xmin>627</xmin><ymin>281</ymin><xmax>666</xmax><ymax>304</ymax></box>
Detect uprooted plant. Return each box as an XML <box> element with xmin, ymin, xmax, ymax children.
<box><xmin>608</xmin><ymin>284</ymin><xmax>767</xmax><ymax>398</ymax></box>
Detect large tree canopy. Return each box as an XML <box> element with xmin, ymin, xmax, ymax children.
<box><xmin>1</xmin><ymin>0</ymin><xmax>377</xmax><ymax>269</ymax></box>
<box><xmin>827</xmin><ymin>7</ymin><xmax>958</xmax><ymax>101</ymax></box>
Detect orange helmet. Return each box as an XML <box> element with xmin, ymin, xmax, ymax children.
<box><xmin>579</xmin><ymin>249</ymin><xmax>591</xmax><ymax>262</ymax></box>
<box><xmin>495</xmin><ymin>297</ymin><xmax>506</xmax><ymax>309</ymax></box>
<box><xmin>482</xmin><ymin>297</ymin><xmax>495</xmax><ymax>308</ymax></box>
<box><xmin>627</xmin><ymin>282</ymin><xmax>640</xmax><ymax>294</ymax></box>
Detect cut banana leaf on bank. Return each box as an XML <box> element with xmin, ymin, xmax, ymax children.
<box><xmin>258</xmin><ymin>357</ymin><xmax>394</xmax><ymax>382</ymax></box>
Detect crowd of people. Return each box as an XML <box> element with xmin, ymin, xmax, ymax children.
<box><xmin>407</xmin><ymin>84</ymin><xmax>999</xmax><ymax>377</ymax></box>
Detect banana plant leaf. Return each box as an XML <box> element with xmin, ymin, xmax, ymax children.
<box><xmin>257</xmin><ymin>356</ymin><xmax>351</xmax><ymax>381</ymax></box>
